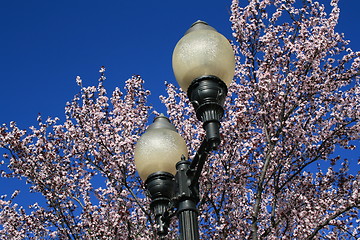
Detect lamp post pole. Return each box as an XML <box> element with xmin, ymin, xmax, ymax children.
<box><xmin>134</xmin><ymin>20</ymin><xmax>235</xmax><ymax>239</ymax></box>
<box><xmin>176</xmin><ymin>159</ymin><xmax>199</xmax><ymax>239</ymax></box>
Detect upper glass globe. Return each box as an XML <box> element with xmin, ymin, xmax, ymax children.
<box><xmin>172</xmin><ymin>21</ymin><xmax>235</xmax><ymax>91</ymax></box>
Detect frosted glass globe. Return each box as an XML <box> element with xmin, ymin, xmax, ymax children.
<box><xmin>172</xmin><ymin>21</ymin><xmax>235</xmax><ymax>91</ymax></box>
<box><xmin>134</xmin><ymin>117</ymin><xmax>188</xmax><ymax>181</ymax></box>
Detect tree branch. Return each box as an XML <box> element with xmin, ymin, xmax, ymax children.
<box><xmin>305</xmin><ymin>205</ymin><xmax>358</xmax><ymax>240</ymax></box>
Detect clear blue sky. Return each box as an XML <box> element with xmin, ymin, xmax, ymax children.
<box><xmin>0</xmin><ymin>0</ymin><xmax>236</xmax><ymax>127</ymax></box>
<box><xmin>0</xmin><ymin>1</ymin><xmax>359</xmax><ymax>126</ymax></box>
<box><xmin>0</xmin><ymin>0</ymin><xmax>359</xmax><ymax>208</ymax></box>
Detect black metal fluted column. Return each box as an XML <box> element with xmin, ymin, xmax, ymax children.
<box><xmin>175</xmin><ymin>160</ymin><xmax>200</xmax><ymax>240</ymax></box>
<box><xmin>178</xmin><ymin>202</ymin><xmax>199</xmax><ymax>240</ymax></box>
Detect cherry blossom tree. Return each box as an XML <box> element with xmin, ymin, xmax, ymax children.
<box><xmin>1</xmin><ymin>0</ymin><xmax>359</xmax><ymax>239</ymax></box>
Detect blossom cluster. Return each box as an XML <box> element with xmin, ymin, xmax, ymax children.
<box><xmin>1</xmin><ymin>73</ymin><xmax>154</xmax><ymax>239</ymax></box>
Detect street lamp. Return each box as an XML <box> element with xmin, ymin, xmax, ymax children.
<box><xmin>134</xmin><ymin>21</ymin><xmax>235</xmax><ymax>239</ymax></box>
<box><xmin>173</xmin><ymin>20</ymin><xmax>235</xmax><ymax>149</ymax></box>
<box><xmin>134</xmin><ymin>114</ymin><xmax>188</xmax><ymax>236</ymax></box>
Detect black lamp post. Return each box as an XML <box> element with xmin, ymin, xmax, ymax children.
<box><xmin>134</xmin><ymin>21</ymin><xmax>235</xmax><ymax>239</ymax></box>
